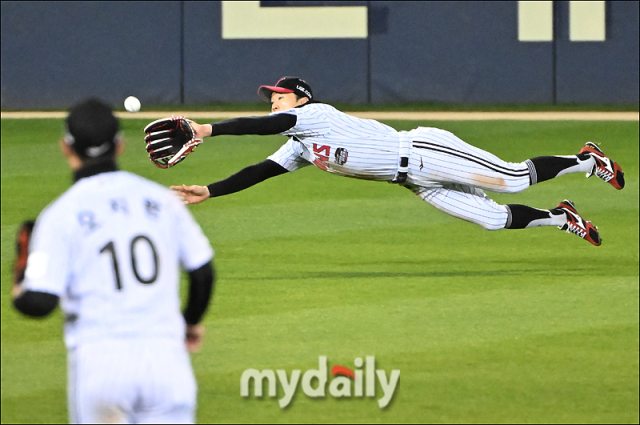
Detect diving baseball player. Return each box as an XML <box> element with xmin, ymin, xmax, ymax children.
<box><xmin>13</xmin><ymin>98</ymin><xmax>215</xmax><ymax>424</ymax></box>
<box><xmin>146</xmin><ymin>77</ymin><xmax>625</xmax><ymax>246</ymax></box>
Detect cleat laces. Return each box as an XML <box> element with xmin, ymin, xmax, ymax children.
<box><xmin>560</xmin><ymin>222</ymin><xmax>587</xmax><ymax>238</ymax></box>
<box><xmin>582</xmin><ymin>143</ymin><xmax>619</xmax><ymax>185</ymax></box>
<box><xmin>555</xmin><ymin>199</ymin><xmax>602</xmax><ymax>246</ymax></box>
<box><xmin>594</xmin><ymin>165</ymin><xmax>614</xmax><ymax>182</ymax></box>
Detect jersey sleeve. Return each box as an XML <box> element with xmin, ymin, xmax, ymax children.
<box><xmin>271</xmin><ymin>105</ymin><xmax>330</xmax><ymax>138</ymax></box>
<box><xmin>267</xmin><ymin>138</ymin><xmax>313</xmax><ymax>172</ymax></box>
<box><xmin>22</xmin><ymin>204</ymin><xmax>71</xmax><ymax>297</ymax></box>
<box><xmin>170</xmin><ymin>195</ymin><xmax>214</xmax><ymax>272</ymax></box>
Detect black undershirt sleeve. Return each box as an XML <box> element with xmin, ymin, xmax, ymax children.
<box><xmin>13</xmin><ymin>267</ymin><xmax>214</xmax><ymax>324</ymax></box>
<box><xmin>210</xmin><ymin>114</ymin><xmax>297</xmax><ymax>136</ymax></box>
<box><xmin>183</xmin><ymin>261</ymin><xmax>215</xmax><ymax>325</ymax></box>
<box><xmin>207</xmin><ymin>159</ymin><xmax>289</xmax><ymax>198</ymax></box>
<box><xmin>13</xmin><ymin>290</ymin><xmax>59</xmax><ymax>317</ymax></box>
<box><xmin>205</xmin><ymin>113</ymin><xmax>295</xmax><ymax>197</ymax></box>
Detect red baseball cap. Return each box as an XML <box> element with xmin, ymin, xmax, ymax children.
<box><xmin>258</xmin><ymin>76</ymin><xmax>313</xmax><ymax>103</ymax></box>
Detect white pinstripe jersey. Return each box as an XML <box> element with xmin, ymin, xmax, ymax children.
<box><xmin>268</xmin><ymin>103</ymin><xmax>401</xmax><ymax>181</ymax></box>
<box><xmin>23</xmin><ymin>171</ymin><xmax>214</xmax><ymax>349</ymax></box>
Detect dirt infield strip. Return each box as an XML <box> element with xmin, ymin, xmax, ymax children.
<box><xmin>1</xmin><ymin>111</ymin><xmax>638</xmax><ymax>121</ymax></box>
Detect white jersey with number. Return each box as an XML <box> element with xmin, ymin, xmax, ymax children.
<box><xmin>23</xmin><ymin>170</ymin><xmax>214</xmax><ymax>349</ymax></box>
<box><xmin>268</xmin><ymin>103</ymin><xmax>401</xmax><ymax>180</ymax></box>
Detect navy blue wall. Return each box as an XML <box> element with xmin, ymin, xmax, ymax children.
<box><xmin>369</xmin><ymin>1</ymin><xmax>555</xmax><ymax>104</ymax></box>
<box><xmin>183</xmin><ymin>2</ymin><xmax>369</xmax><ymax>104</ymax></box>
<box><xmin>1</xmin><ymin>1</ymin><xmax>638</xmax><ymax>109</ymax></box>
<box><xmin>554</xmin><ymin>1</ymin><xmax>639</xmax><ymax>103</ymax></box>
<box><xmin>1</xmin><ymin>1</ymin><xmax>183</xmax><ymax>109</ymax></box>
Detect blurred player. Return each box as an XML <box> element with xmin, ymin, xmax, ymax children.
<box><xmin>12</xmin><ymin>98</ymin><xmax>215</xmax><ymax>424</ymax></box>
<box><xmin>161</xmin><ymin>77</ymin><xmax>624</xmax><ymax>246</ymax></box>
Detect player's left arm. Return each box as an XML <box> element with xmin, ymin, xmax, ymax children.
<box><xmin>173</xmin><ymin>194</ymin><xmax>216</xmax><ymax>352</ymax></box>
<box><xmin>191</xmin><ymin>113</ymin><xmax>297</xmax><ymax>138</ymax></box>
<box><xmin>183</xmin><ymin>261</ymin><xmax>215</xmax><ymax>353</ymax></box>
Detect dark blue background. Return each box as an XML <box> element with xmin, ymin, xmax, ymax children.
<box><xmin>1</xmin><ymin>1</ymin><xmax>638</xmax><ymax>109</ymax></box>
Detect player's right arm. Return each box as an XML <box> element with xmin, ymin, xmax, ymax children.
<box><xmin>12</xmin><ymin>206</ymin><xmax>69</xmax><ymax>318</ymax></box>
<box><xmin>171</xmin><ymin>159</ymin><xmax>288</xmax><ymax>204</ymax></box>
<box><xmin>172</xmin><ymin>160</ymin><xmax>289</xmax><ymax>204</ymax></box>
<box><xmin>13</xmin><ymin>290</ymin><xmax>59</xmax><ymax>317</ymax></box>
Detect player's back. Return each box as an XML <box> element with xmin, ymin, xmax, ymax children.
<box><xmin>286</xmin><ymin>103</ymin><xmax>398</xmax><ymax>141</ymax></box>
<box><xmin>32</xmin><ymin>170</ymin><xmax>210</xmax><ymax>348</ymax></box>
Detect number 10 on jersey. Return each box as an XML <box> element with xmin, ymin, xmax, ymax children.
<box><xmin>99</xmin><ymin>235</ymin><xmax>159</xmax><ymax>290</ymax></box>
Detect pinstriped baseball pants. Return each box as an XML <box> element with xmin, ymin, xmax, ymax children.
<box><xmin>405</xmin><ymin>127</ymin><xmax>533</xmax><ymax>230</ymax></box>
<box><xmin>68</xmin><ymin>338</ymin><xmax>196</xmax><ymax>424</ymax></box>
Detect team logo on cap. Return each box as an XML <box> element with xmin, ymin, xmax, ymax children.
<box><xmin>296</xmin><ymin>85</ymin><xmax>312</xmax><ymax>98</ymax></box>
<box><xmin>86</xmin><ymin>142</ymin><xmax>111</xmax><ymax>158</ymax></box>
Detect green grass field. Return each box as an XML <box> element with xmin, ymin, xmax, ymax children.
<box><xmin>1</xmin><ymin>117</ymin><xmax>638</xmax><ymax>423</ymax></box>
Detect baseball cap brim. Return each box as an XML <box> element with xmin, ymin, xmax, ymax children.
<box><xmin>258</xmin><ymin>85</ymin><xmax>295</xmax><ymax>103</ymax></box>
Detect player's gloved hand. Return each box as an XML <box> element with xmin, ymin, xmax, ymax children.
<box><xmin>144</xmin><ymin>117</ymin><xmax>203</xmax><ymax>169</ymax></box>
<box><xmin>13</xmin><ymin>220</ymin><xmax>35</xmax><ymax>297</ymax></box>
<box><xmin>171</xmin><ymin>184</ymin><xmax>210</xmax><ymax>205</ymax></box>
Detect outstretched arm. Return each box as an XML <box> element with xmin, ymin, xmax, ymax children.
<box><xmin>191</xmin><ymin>114</ymin><xmax>297</xmax><ymax>139</ymax></box>
<box><xmin>171</xmin><ymin>159</ymin><xmax>288</xmax><ymax>204</ymax></box>
<box><xmin>172</xmin><ymin>114</ymin><xmax>296</xmax><ymax>204</ymax></box>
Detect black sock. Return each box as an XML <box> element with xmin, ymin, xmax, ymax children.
<box><xmin>529</xmin><ymin>153</ymin><xmax>591</xmax><ymax>184</ymax></box>
<box><xmin>506</xmin><ymin>204</ymin><xmax>565</xmax><ymax>229</ymax></box>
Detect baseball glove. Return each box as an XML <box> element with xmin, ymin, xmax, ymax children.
<box><xmin>144</xmin><ymin>117</ymin><xmax>203</xmax><ymax>169</ymax></box>
<box><xmin>14</xmin><ymin>220</ymin><xmax>35</xmax><ymax>286</ymax></box>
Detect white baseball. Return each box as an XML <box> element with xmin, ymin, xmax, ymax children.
<box><xmin>124</xmin><ymin>96</ymin><xmax>141</xmax><ymax>113</ymax></box>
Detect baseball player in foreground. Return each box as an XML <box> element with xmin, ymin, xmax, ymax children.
<box><xmin>12</xmin><ymin>98</ymin><xmax>215</xmax><ymax>424</ymax></box>
<box><xmin>145</xmin><ymin>77</ymin><xmax>625</xmax><ymax>246</ymax></box>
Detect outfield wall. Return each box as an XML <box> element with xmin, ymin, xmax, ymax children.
<box><xmin>1</xmin><ymin>1</ymin><xmax>638</xmax><ymax>109</ymax></box>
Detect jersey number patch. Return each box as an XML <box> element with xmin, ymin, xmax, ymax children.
<box><xmin>99</xmin><ymin>235</ymin><xmax>159</xmax><ymax>290</ymax></box>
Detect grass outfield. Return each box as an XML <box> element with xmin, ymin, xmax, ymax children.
<box><xmin>1</xmin><ymin>118</ymin><xmax>638</xmax><ymax>423</ymax></box>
